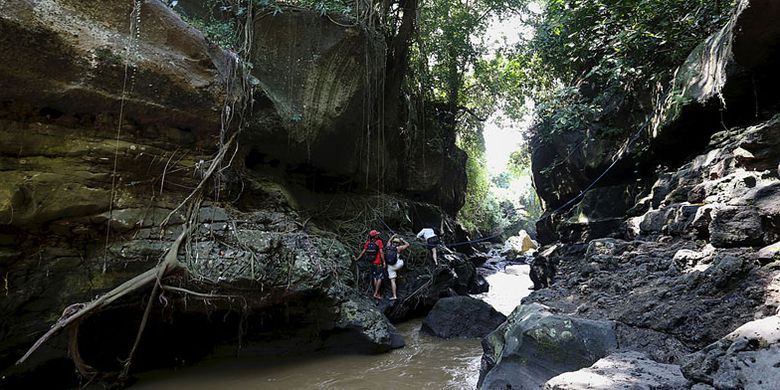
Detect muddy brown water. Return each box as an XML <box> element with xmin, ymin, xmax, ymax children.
<box><xmin>132</xmin><ymin>263</ymin><xmax>531</xmax><ymax>390</ymax></box>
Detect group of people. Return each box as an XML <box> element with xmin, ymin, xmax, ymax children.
<box><xmin>356</xmin><ymin>228</ymin><xmax>443</xmax><ymax>301</ymax></box>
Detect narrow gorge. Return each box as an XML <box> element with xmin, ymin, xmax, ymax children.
<box><xmin>0</xmin><ymin>0</ymin><xmax>778</xmax><ymax>389</ymax></box>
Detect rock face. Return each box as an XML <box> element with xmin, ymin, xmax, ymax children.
<box><xmin>242</xmin><ymin>11</ymin><xmax>466</xmax><ymax>214</ymax></box>
<box><xmin>0</xmin><ymin>0</ymin><xmax>230</xmax><ymax>134</ymax></box>
<box><xmin>524</xmin><ymin>238</ymin><xmax>773</xmax><ymax>353</ymax></box>
<box><xmin>0</xmin><ymin>1</ymin><xmax>470</xmax><ymax>386</ymax></box>
<box><xmin>479</xmin><ymin>304</ymin><xmax>618</xmax><ymax>390</ymax></box>
<box><xmin>544</xmin><ymin>352</ymin><xmax>689</xmax><ymax>390</ymax></box>
<box><xmin>534</xmin><ymin>0</ymin><xmax>780</xmax><ymax>245</ymax></box>
<box><xmin>514</xmin><ymin>2</ymin><xmax>780</xmax><ymax>390</ymax></box>
<box><xmin>421</xmin><ymin>296</ymin><xmax>506</xmax><ymax>338</ymax></box>
<box><xmin>682</xmin><ymin>316</ymin><xmax>780</xmax><ymax>389</ymax></box>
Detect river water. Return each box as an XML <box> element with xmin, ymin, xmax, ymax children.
<box><xmin>133</xmin><ymin>263</ymin><xmax>532</xmax><ymax>389</ymax></box>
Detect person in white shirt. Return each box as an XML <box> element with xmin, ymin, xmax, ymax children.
<box><xmin>416</xmin><ymin>227</ymin><xmax>441</xmax><ymax>265</ymax></box>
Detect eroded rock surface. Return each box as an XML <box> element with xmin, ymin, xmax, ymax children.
<box><xmin>479</xmin><ymin>303</ymin><xmax>618</xmax><ymax>390</ymax></box>
<box><xmin>544</xmin><ymin>351</ymin><xmax>689</xmax><ymax>390</ymax></box>
<box><xmin>682</xmin><ymin>316</ymin><xmax>780</xmax><ymax>389</ymax></box>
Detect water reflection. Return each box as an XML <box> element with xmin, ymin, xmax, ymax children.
<box><xmin>133</xmin><ymin>262</ymin><xmax>531</xmax><ymax>389</ymax></box>
<box><xmin>133</xmin><ymin>321</ymin><xmax>482</xmax><ymax>390</ymax></box>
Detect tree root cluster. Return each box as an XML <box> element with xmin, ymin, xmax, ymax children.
<box><xmin>16</xmin><ymin>134</ymin><xmax>242</xmax><ymax>382</ymax></box>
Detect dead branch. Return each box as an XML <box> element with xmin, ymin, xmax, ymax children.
<box><xmin>161</xmin><ymin>132</ymin><xmax>238</xmax><ymax>227</ymax></box>
<box><xmin>16</xmin><ymin>229</ymin><xmax>188</xmax><ymax>366</ymax></box>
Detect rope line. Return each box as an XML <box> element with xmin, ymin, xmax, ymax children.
<box><xmin>371</xmin><ymin>210</ymin><xmax>502</xmax><ymax>248</ymax></box>
<box><xmin>546</xmin><ymin>118</ymin><xmax>650</xmax><ymax>217</ymax></box>
<box><xmin>103</xmin><ymin>0</ymin><xmax>142</xmax><ymax>274</ymax></box>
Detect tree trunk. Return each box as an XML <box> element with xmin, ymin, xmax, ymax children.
<box><xmin>383</xmin><ymin>0</ymin><xmax>419</xmax><ymax>132</ymax></box>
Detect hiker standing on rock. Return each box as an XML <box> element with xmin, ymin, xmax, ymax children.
<box><xmin>386</xmin><ymin>235</ymin><xmax>410</xmax><ymax>301</ymax></box>
<box><xmin>416</xmin><ymin>227</ymin><xmax>441</xmax><ymax>265</ymax></box>
<box><xmin>356</xmin><ymin>230</ymin><xmax>386</xmax><ymax>301</ymax></box>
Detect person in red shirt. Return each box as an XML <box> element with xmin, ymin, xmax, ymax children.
<box><xmin>356</xmin><ymin>230</ymin><xmax>386</xmax><ymax>301</ymax></box>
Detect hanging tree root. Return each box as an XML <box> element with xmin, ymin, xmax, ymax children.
<box><xmin>15</xmin><ymin>228</ymin><xmax>188</xmax><ymax>367</ymax></box>
<box><xmin>16</xmin><ymin>133</ymin><xmax>240</xmax><ymax>375</ymax></box>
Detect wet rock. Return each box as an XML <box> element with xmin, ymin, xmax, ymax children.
<box><xmin>334</xmin><ymin>298</ymin><xmax>405</xmax><ymax>352</ymax></box>
<box><xmin>544</xmin><ymin>351</ymin><xmax>689</xmax><ymax>390</ymax></box>
<box><xmin>682</xmin><ymin>316</ymin><xmax>780</xmax><ymax>389</ymax></box>
<box><xmin>479</xmin><ymin>303</ymin><xmax>618</xmax><ymax>390</ymax></box>
<box><xmin>421</xmin><ymin>296</ymin><xmax>506</xmax><ymax>339</ymax></box>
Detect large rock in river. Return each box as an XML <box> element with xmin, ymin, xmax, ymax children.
<box><xmin>421</xmin><ymin>296</ymin><xmax>506</xmax><ymax>338</ymax></box>
<box><xmin>479</xmin><ymin>303</ymin><xmax>618</xmax><ymax>390</ymax></box>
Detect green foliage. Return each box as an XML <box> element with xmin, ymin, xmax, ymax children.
<box><xmin>507</xmin><ymin>145</ymin><xmax>530</xmax><ymax>177</ymax></box>
<box><xmin>414</xmin><ymin>0</ymin><xmax>531</xmax><ymax>232</ymax></box>
<box><xmin>457</xmin><ymin>119</ymin><xmax>543</xmax><ymax>235</ymax></box>
<box><xmin>166</xmin><ymin>0</ymin><xmax>355</xmax><ymax>49</ymax></box>
<box><xmin>523</xmin><ymin>0</ymin><xmax>736</xmax><ymax>142</ymax></box>
<box><xmin>457</xmin><ymin>122</ymin><xmax>500</xmax><ymax>232</ymax></box>
<box><xmin>415</xmin><ymin>0</ymin><xmax>530</xmax><ymax>120</ymax></box>
<box><xmin>166</xmin><ymin>0</ymin><xmax>242</xmax><ymax>48</ymax></box>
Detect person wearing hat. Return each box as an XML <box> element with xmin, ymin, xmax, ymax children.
<box><xmin>356</xmin><ymin>230</ymin><xmax>386</xmax><ymax>300</ymax></box>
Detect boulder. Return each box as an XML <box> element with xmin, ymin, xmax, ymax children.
<box><xmin>501</xmin><ymin>230</ymin><xmax>538</xmax><ymax>259</ymax></box>
<box><xmin>544</xmin><ymin>351</ymin><xmax>689</xmax><ymax>390</ymax></box>
<box><xmin>421</xmin><ymin>296</ymin><xmax>506</xmax><ymax>339</ymax></box>
<box><xmin>379</xmin><ymin>250</ymin><xmax>485</xmax><ymax>322</ymax></box>
<box><xmin>757</xmin><ymin>242</ymin><xmax>780</xmax><ymax>264</ymax></box>
<box><xmin>709</xmin><ymin>206</ymin><xmax>764</xmax><ymax>247</ymax></box>
<box><xmin>682</xmin><ymin>316</ymin><xmax>780</xmax><ymax>389</ymax></box>
<box><xmin>479</xmin><ymin>303</ymin><xmax>618</xmax><ymax>390</ymax></box>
